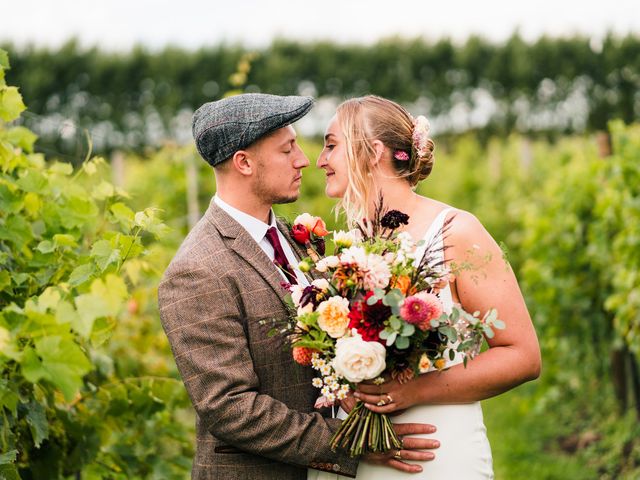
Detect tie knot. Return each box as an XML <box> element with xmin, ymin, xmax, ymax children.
<box><xmin>265</xmin><ymin>226</ymin><xmax>279</xmax><ymax>243</ymax></box>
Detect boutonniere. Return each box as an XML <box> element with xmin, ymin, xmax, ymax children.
<box><xmin>291</xmin><ymin>213</ymin><xmax>330</xmax><ymax>262</ymax></box>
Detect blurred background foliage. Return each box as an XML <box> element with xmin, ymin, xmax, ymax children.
<box><xmin>1</xmin><ymin>32</ymin><xmax>640</xmax><ymax>478</ymax></box>
<box><xmin>2</xmin><ymin>34</ymin><xmax>640</xmax><ymax>159</ymax></box>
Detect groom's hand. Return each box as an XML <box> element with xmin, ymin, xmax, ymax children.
<box><xmin>363</xmin><ymin>423</ymin><xmax>439</xmax><ymax>473</ymax></box>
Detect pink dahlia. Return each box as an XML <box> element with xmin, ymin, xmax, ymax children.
<box><xmin>400</xmin><ymin>292</ymin><xmax>443</xmax><ymax>331</ymax></box>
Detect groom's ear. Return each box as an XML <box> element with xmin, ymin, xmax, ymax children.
<box><xmin>231</xmin><ymin>150</ymin><xmax>256</xmax><ymax>176</ymax></box>
<box><xmin>370</xmin><ymin>139</ymin><xmax>386</xmax><ymax>167</ymax></box>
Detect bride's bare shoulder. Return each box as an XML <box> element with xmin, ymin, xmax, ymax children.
<box><xmin>443</xmin><ymin>207</ymin><xmax>499</xmax><ymax>252</ymax></box>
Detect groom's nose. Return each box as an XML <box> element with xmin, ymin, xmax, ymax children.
<box><xmin>293</xmin><ymin>143</ymin><xmax>310</xmax><ymax>169</ymax></box>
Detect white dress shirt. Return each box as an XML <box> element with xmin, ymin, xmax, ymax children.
<box><xmin>214</xmin><ymin>195</ymin><xmax>309</xmax><ymax>286</ymax></box>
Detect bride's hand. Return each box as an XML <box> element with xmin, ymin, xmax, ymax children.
<box><xmin>354</xmin><ymin>377</ymin><xmax>422</xmax><ymax>414</ymax></box>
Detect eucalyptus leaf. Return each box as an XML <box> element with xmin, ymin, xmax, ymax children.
<box><xmin>400</xmin><ymin>322</ymin><xmax>415</xmax><ymax>336</ymax></box>
<box><xmin>385</xmin><ymin>332</ymin><xmax>397</xmax><ymax>346</ymax></box>
<box><xmin>395</xmin><ymin>335</ymin><xmax>410</xmax><ymax>349</ymax></box>
<box><xmin>389</xmin><ymin>316</ymin><xmax>402</xmax><ymax>331</ymax></box>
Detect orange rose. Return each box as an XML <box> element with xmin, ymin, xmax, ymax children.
<box><xmin>312</xmin><ymin>218</ymin><xmax>329</xmax><ymax>237</ymax></box>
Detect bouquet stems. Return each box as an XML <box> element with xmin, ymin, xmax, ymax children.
<box><xmin>330</xmin><ymin>402</ymin><xmax>402</xmax><ymax>457</ymax></box>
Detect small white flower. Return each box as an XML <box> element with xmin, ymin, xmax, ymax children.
<box><xmin>333</xmin><ymin>230</ymin><xmax>356</xmax><ymax>249</ymax></box>
<box><xmin>323</xmin><ymin>375</ymin><xmax>336</xmax><ymax>385</ymax></box>
<box><xmin>337</xmin><ymin>390</ymin><xmax>348</xmax><ymax>400</ymax></box>
<box><xmin>311</xmin><ymin>279</ymin><xmax>330</xmax><ymax>291</ymax></box>
<box><xmin>418</xmin><ymin>353</ymin><xmax>432</xmax><ymax>373</ymax></box>
<box><xmin>316</xmin><ymin>255</ymin><xmax>340</xmax><ymax>273</ymax></box>
<box><xmin>321</xmin><ymin>386</ymin><xmax>331</xmax><ymax>396</ymax></box>
<box><xmin>312</xmin><ymin>378</ymin><xmax>324</xmax><ymax>388</ymax></box>
<box><xmin>290</xmin><ymin>284</ymin><xmax>305</xmax><ymax>307</ymax></box>
<box><xmin>297</xmin><ymin>303</ymin><xmax>314</xmax><ymax>316</ymax></box>
<box><xmin>326</xmin><ymin>392</ymin><xmax>336</xmax><ymax>403</ymax></box>
<box><xmin>320</xmin><ymin>364</ymin><xmax>332</xmax><ymax>376</ymax></box>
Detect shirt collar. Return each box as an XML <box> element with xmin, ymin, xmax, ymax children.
<box><xmin>213</xmin><ymin>194</ymin><xmax>276</xmax><ymax>244</ymax></box>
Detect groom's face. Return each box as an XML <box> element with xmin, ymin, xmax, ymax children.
<box><xmin>249</xmin><ymin>125</ymin><xmax>310</xmax><ymax>204</ymax></box>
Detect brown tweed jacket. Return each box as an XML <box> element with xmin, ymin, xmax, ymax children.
<box><xmin>158</xmin><ymin>200</ymin><xmax>359</xmax><ymax>480</ymax></box>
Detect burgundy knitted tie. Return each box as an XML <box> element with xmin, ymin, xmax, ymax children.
<box><xmin>265</xmin><ymin>227</ymin><xmax>297</xmax><ymax>284</ymax></box>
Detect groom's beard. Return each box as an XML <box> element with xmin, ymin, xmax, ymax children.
<box><xmin>251</xmin><ymin>177</ymin><xmax>299</xmax><ymax>205</ymax></box>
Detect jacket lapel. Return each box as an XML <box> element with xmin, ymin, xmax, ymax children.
<box><xmin>205</xmin><ymin>200</ymin><xmax>290</xmax><ymax>306</ymax></box>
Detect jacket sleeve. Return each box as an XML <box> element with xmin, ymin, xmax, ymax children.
<box><xmin>158</xmin><ymin>261</ymin><xmax>359</xmax><ymax>477</ymax></box>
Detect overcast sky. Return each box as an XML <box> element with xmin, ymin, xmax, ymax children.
<box><xmin>3</xmin><ymin>0</ymin><xmax>639</xmax><ymax>50</ymax></box>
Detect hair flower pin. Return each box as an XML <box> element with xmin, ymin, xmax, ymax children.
<box><xmin>393</xmin><ymin>150</ymin><xmax>410</xmax><ymax>161</ymax></box>
<box><xmin>412</xmin><ymin>115</ymin><xmax>431</xmax><ymax>158</ymax></box>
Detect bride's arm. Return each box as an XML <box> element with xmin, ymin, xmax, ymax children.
<box><xmin>355</xmin><ymin>210</ymin><xmax>541</xmax><ymax>412</ymax></box>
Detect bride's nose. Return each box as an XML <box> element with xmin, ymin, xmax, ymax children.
<box><xmin>316</xmin><ymin>151</ymin><xmax>327</xmax><ymax>168</ymax></box>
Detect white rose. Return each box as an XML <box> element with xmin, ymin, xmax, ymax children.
<box><xmin>332</xmin><ymin>332</ymin><xmax>386</xmax><ymax>383</ymax></box>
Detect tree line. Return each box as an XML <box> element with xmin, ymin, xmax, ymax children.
<box><xmin>2</xmin><ymin>33</ymin><xmax>639</xmax><ymax>157</ymax></box>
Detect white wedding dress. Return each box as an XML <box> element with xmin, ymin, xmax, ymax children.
<box><xmin>309</xmin><ymin>208</ymin><xmax>494</xmax><ymax>479</ymax></box>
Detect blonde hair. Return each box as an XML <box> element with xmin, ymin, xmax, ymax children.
<box><xmin>336</xmin><ymin>95</ymin><xmax>435</xmax><ymax>228</ymax></box>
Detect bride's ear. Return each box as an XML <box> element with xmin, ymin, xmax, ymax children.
<box><xmin>370</xmin><ymin>140</ymin><xmax>386</xmax><ymax>167</ymax></box>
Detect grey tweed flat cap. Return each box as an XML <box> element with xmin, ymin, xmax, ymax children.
<box><xmin>192</xmin><ymin>93</ymin><xmax>314</xmax><ymax>167</ymax></box>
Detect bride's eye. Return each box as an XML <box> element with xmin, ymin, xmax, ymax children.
<box><xmin>325</xmin><ymin>144</ymin><xmax>335</xmax><ymax>151</ymax></box>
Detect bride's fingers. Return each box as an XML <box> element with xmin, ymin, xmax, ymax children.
<box><xmin>353</xmin><ymin>391</ymin><xmax>395</xmax><ymax>405</ymax></box>
<box><xmin>353</xmin><ymin>392</ymin><xmax>404</xmax><ymax>413</ymax></box>
<box><xmin>395</xmin><ymin>449</ymin><xmax>436</xmax><ymax>461</ymax></box>
<box><xmin>386</xmin><ymin>459</ymin><xmax>423</xmax><ymax>473</ymax></box>
<box><xmin>392</xmin><ymin>422</ymin><xmax>437</xmax><ymax>436</ymax></box>
<box><xmin>401</xmin><ymin>437</ymin><xmax>441</xmax><ymax>450</ymax></box>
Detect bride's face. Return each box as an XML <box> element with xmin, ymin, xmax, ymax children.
<box><xmin>317</xmin><ymin>115</ymin><xmax>349</xmax><ymax>198</ymax></box>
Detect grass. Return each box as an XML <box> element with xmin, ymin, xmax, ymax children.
<box><xmin>483</xmin><ymin>383</ymin><xmax>598</xmax><ymax>479</ymax></box>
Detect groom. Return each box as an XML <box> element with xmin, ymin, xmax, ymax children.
<box><xmin>159</xmin><ymin>93</ymin><xmax>438</xmax><ymax>480</ymax></box>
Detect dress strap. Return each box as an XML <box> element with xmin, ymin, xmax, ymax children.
<box><xmin>422</xmin><ymin>207</ymin><xmax>454</xmax><ymax>244</ymax></box>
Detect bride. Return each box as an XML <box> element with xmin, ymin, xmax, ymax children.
<box><xmin>310</xmin><ymin>95</ymin><xmax>541</xmax><ymax>479</ymax></box>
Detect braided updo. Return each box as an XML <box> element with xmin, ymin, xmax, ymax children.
<box><xmin>335</xmin><ymin>95</ymin><xmax>435</xmax><ymax>227</ymax></box>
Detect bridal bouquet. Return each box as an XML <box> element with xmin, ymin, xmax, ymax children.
<box><xmin>274</xmin><ymin>205</ymin><xmax>504</xmax><ymax>457</ymax></box>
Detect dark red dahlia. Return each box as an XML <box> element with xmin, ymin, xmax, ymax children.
<box><xmin>347</xmin><ymin>292</ymin><xmax>391</xmax><ymax>343</ymax></box>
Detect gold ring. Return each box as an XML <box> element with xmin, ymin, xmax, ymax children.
<box><xmin>376</xmin><ymin>398</ymin><xmax>386</xmax><ymax>406</ymax></box>
<box><xmin>386</xmin><ymin>394</ymin><xmax>393</xmax><ymax>404</ymax></box>
<box><xmin>393</xmin><ymin>449</ymin><xmax>402</xmax><ymax>460</ymax></box>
